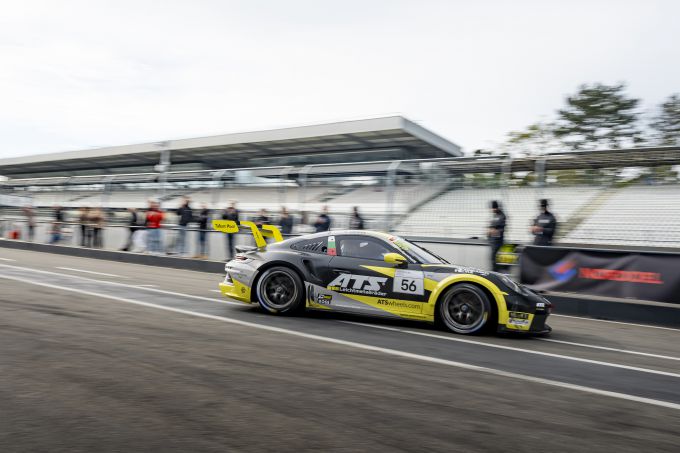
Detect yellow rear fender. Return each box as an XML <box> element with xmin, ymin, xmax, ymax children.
<box><xmin>427</xmin><ymin>274</ymin><xmax>509</xmax><ymax>326</ymax></box>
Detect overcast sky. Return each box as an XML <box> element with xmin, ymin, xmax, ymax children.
<box><xmin>1</xmin><ymin>0</ymin><xmax>678</xmax><ymax>158</ymax></box>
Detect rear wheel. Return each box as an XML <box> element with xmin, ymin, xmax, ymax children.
<box><xmin>256</xmin><ymin>266</ymin><xmax>304</xmax><ymax>315</ymax></box>
<box><xmin>438</xmin><ymin>283</ymin><xmax>491</xmax><ymax>334</ymax></box>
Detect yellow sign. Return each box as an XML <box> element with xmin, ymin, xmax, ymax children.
<box><xmin>212</xmin><ymin>220</ymin><xmax>239</xmax><ymax>233</ymax></box>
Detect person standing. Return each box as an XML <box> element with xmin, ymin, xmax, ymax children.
<box><xmin>279</xmin><ymin>207</ymin><xmax>294</xmax><ymax>235</ymax></box>
<box><xmin>79</xmin><ymin>207</ymin><xmax>91</xmax><ymax>247</ymax></box>
<box><xmin>91</xmin><ymin>207</ymin><xmax>105</xmax><ymax>248</ymax></box>
<box><xmin>175</xmin><ymin>197</ymin><xmax>193</xmax><ymax>256</ymax></box>
<box><xmin>145</xmin><ymin>201</ymin><xmax>164</xmax><ymax>254</ymax></box>
<box><xmin>48</xmin><ymin>205</ymin><xmax>64</xmax><ymax>244</ymax></box>
<box><xmin>313</xmin><ymin>205</ymin><xmax>332</xmax><ymax>232</ymax></box>
<box><xmin>221</xmin><ymin>201</ymin><xmax>239</xmax><ymax>259</ymax></box>
<box><xmin>349</xmin><ymin>206</ymin><xmax>364</xmax><ymax>230</ymax></box>
<box><xmin>195</xmin><ymin>204</ymin><xmax>210</xmax><ymax>259</ymax></box>
<box><xmin>487</xmin><ymin>200</ymin><xmax>506</xmax><ymax>272</ymax></box>
<box><xmin>22</xmin><ymin>205</ymin><xmax>35</xmax><ymax>241</ymax></box>
<box><xmin>120</xmin><ymin>207</ymin><xmax>141</xmax><ymax>251</ymax></box>
<box><xmin>253</xmin><ymin>208</ymin><xmax>270</xmax><ymax>227</ymax></box>
<box><xmin>531</xmin><ymin>199</ymin><xmax>557</xmax><ymax>246</ymax></box>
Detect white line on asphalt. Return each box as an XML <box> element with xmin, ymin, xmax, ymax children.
<box><xmin>210</xmin><ymin>290</ymin><xmax>222</xmax><ymax>293</ymax></box>
<box><xmin>56</xmin><ymin>267</ymin><xmax>126</xmax><ymax>278</ymax></box>
<box><xmin>536</xmin><ymin>337</ymin><xmax>680</xmax><ymax>361</ymax></box>
<box><xmin>339</xmin><ymin>321</ymin><xmax>680</xmax><ymax>379</ymax></box>
<box><xmin>552</xmin><ymin>314</ymin><xmax>680</xmax><ymax>332</ymax></box>
<box><xmin>0</xmin><ymin>263</ymin><xmax>242</xmax><ymax>307</ymax></box>
<box><xmin>136</xmin><ymin>284</ymin><xmax>159</xmax><ymax>288</ymax></box>
<box><xmin>1</xmin><ymin>272</ymin><xmax>679</xmax><ymax>411</ymax></box>
<box><xmin>0</xmin><ymin>257</ymin><xmax>16</xmax><ymax>261</ymax></box>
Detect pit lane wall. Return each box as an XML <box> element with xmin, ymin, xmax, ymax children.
<box><xmin>521</xmin><ymin>245</ymin><xmax>680</xmax><ymax>305</ymax></box>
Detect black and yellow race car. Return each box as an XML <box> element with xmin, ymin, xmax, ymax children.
<box><xmin>213</xmin><ymin>220</ymin><xmax>552</xmax><ymax>335</ymax></box>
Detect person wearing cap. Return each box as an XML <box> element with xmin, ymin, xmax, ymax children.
<box><xmin>488</xmin><ymin>200</ymin><xmax>506</xmax><ymax>272</ymax></box>
<box><xmin>531</xmin><ymin>199</ymin><xmax>557</xmax><ymax>246</ymax></box>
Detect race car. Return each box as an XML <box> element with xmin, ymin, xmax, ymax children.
<box><xmin>213</xmin><ymin>220</ymin><xmax>552</xmax><ymax>335</ymax></box>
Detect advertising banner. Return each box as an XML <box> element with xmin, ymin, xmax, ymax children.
<box><xmin>521</xmin><ymin>246</ymin><xmax>680</xmax><ymax>304</ymax></box>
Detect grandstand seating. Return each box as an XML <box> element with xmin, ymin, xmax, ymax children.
<box><xmin>564</xmin><ymin>184</ymin><xmax>680</xmax><ymax>247</ymax></box>
<box><xmin>396</xmin><ymin>186</ymin><xmax>601</xmax><ymax>243</ymax></box>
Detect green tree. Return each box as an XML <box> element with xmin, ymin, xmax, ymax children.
<box><xmin>554</xmin><ymin>83</ymin><xmax>642</xmax><ymax>149</ymax></box>
<box><xmin>503</xmin><ymin>121</ymin><xmax>560</xmax><ymax>156</ymax></box>
<box><xmin>650</xmin><ymin>94</ymin><xmax>680</xmax><ymax>146</ymax></box>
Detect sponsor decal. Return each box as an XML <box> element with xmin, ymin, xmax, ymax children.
<box><xmin>376</xmin><ymin>299</ymin><xmax>422</xmax><ymax>312</ymax></box>
<box><xmin>508</xmin><ymin>311</ymin><xmax>530</xmax><ymax>326</ymax></box>
<box><xmin>316</xmin><ymin>294</ymin><xmax>332</xmax><ymax>305</ymax></box>
<box><xmin>327</xmin><ymin>273</ymin><xmax>388</xmax><ymax>297</ymax></box>
<box><xmin>536</xmin><ymin>302</ymin><xmax>545</xmax><ymax>308</ymax></box>
<box><xmin>496</xmin><ymin>243</ymin><xmax>520</xmax><ymax>265</ymax></box>
<box><xmin>549</xmin><ymin>258</ymin><xmax>577</xmax><ymax>282</ymax></box>
<box><xmin>578</xmin><ymin>267</ymin><xmax>663</xmax><ymax>284</ymax></box>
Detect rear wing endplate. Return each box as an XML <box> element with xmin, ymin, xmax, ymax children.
<box><xmin>212</xmin><ymin>220</ymin><xmax>283</xmax><ymax>249</ymax></box>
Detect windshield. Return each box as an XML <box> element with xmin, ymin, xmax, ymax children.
<box><xmin>386</xmin><ymin>235</ymin><xmax>448</xmax><ymax>264</ymax></box>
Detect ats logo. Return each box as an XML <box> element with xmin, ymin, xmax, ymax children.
<box><xmin>549</xmin><ymin>258</ymin><xmax>577</xmax><ymax>282</ymax></box>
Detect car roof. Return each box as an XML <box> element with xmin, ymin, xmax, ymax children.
<box><xmin>293</xmin><ymin>230</ymin><xmax>392</xmax><ymax>241</ymax></box>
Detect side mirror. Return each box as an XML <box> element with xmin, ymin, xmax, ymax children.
<box><xmin>384</xmin><ymin>252</ymin><xmax>407</xmax><ymax>265</ymax></box>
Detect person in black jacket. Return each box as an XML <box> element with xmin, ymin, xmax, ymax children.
<box><xmin>349</xmin><ymin>206</ymin><xmax>365</xmax><ymax>230</ymax></box>
<box><xmin>279</xmin><ymin>207</ymin><xmax>294</xmax><ymax>235</ymax></box>
<box><xmin>121</xmin><ymin>208</ymin><xmax>141</xmax><ymax>251</ymax></box>
<box><xmin>221</xmin><ymin>201</ymin><xmax>239</xmax><ymax>259</ymax></box>
<box><xmin>313</xmin><ymin>206</ymin><xmax>332</xmax><ymax>232</ymax></box>
<box><xmin>488</xmin><ymin>200</ymin><xmax>506</xmax><ymax>272</ymax></box>
<box><xmin>531</xmin><ymin>199</ymin><xmax>557</xmax><ymax>246</ymax></box>
<box><xmin>195</xmin><ymin>204</ymin><xmax>210</xmax><ymax>259</ymax></box>
<box><xmin>175</xmin><ymin>197</ymin><xmax>193</xmax><ymax>256</ymax></box>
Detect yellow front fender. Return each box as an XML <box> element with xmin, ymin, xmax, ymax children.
<box><xmin>426</xmin><ymin>274</ymin><xmax>509</xmax><ymax>326</ymax></box>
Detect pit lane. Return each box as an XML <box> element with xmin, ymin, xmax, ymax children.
<box><xmin>2</xmin><ymin>248</ymin><xmax>680</xmax><ymax>452</ymax></box>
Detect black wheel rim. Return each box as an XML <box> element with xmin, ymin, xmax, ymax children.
<box><xmin>441</xmin><ymin>289</ymin><xmax>485</xmax><ymax>331</ymax></box>
<box><xmin>261</xmin><ymin>271</ymin><xmax>298</xmax><ymax>308</ymax></box>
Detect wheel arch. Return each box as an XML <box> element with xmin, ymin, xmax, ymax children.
<box><xmin>429</xmin><ymin>274</ymin><xmax>508</xmax><ymax>327</ymax></box>
<box><xmin>250</xmin><ymin>260</ymin><xmax>307</xmax><ymax>302</ymax></box>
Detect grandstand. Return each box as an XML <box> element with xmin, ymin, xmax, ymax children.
<box><xmin>2</xmin><ymin>117</ymin><xmax>680</xmax><ymax>248</ymax></box>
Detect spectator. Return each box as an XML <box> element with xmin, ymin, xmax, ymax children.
<box><xmin>221</xmin><ymin>201</ymin><xmax>240</xmax><ymax>259</ymax></box>
<box><xmin>313</xmin><ymin>206</ymin><xmax>332</xmax><ymax>232</ymax></box>
<box><xmin>48</xmin><ymin>205</ymin><xmax>64</xmax><ymax>244</ymax></box>
<box><xmin>175</xmin><ymin>196</ymin><xmax>193</xmax><ymax>256</ymax></box>
<box><xmin>487</xmin><ymin>200</ymin><xmax>506</xmax><ymax>272</ymax></box>
<box><xmin>195</xmin><ymin>204</ymin><xmax>210</xmax><ymax>259</ymax></box>
<box><xmin>349</xmin><ymin>206</ymin><xmax>364</xmax><ymax>230</ymax></box>
<box><xmin>120</xmin><ymin>207</ymin><xmax>141</xmax><ymax>251</ymax></box>
<box><xmin>22</xmin><ymin>205</ymin><xmax>35</xmax><ymax>241</ymax></box>
<box><xmin>79</xmin><ymin>207</ymin><xmax>91</xmax><ymax>247</ymax></box>
<box><xmin>531</xmin><ymin>199</ymin><xmax>557</xmax><ymax>246</ymax></box>
<box><xmin>145</xmin><ymin>201</ymin><xmax>164</xmax><ymax>254</ymax></box>
<box><xmin>253</xmin><ymin>208</ymin><xmax>270</xmax><ymax>227</ymax></box>
<box><xmin>91</xmin><ymin>207</ymin><xmax>105</xmax><ymax>248</ymax></box>
<box><xmin>279</xmin><ymin>207</ymin><xmax>294</xmax><ymax>235</ymax></box>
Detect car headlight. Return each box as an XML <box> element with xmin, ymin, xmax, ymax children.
<box><xmin>499</xmin><ymin>274</ymin><xmax>522</xmax><ymax>293</ymax></box>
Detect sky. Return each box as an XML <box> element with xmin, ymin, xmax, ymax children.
<box><xmin>1</xmin><ymin>0</ymin><xmax>678</xmax><ymax>158</ymax></box>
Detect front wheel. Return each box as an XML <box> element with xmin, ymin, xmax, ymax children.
<box><xmin>256</xmin><ymin>266</ymin><xmax>305</xmax><ymax>315</ymax></box>
<box><xmin>438</xmin><ymin>283</ymin><xmax>491</xmax><ymax>334</ymax></box>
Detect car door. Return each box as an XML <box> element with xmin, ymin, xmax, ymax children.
<box><xmin>325</xmin><ymin>234</ymin><xmax>428</xmax><ymax>318</ymax></box>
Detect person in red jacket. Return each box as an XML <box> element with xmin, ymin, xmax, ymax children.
<box><xmin>145</xmin><ymin>201</ymin><xmax>164</xmax><ymax>254</ymax></box>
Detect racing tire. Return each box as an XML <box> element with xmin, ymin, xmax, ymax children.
<box><xmin>255</xmin><ymin>266</ymin><xmax>305</xmax><ymax>315</ymax></box>
<box><xmin>437</xmin><ymin>283</ymin><xmax>491</xmax><ymax>335</ymax></box>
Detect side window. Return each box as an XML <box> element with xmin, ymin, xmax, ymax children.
<box><xmin>291</xmin><ymin>238</ymin><xmax>327</xmax><ymax>254</ymax></box>
<box><xmin>338</xmin><ymin>236</ymin><xmax>392</xmax><ymax>260</ymax></box>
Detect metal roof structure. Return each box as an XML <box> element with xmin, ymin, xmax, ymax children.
<box><xmin>0</xmin><ymin>116</ymin><xmax>461</xmax><ymax>178</ymax></box>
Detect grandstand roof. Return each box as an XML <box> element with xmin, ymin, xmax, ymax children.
<box><xmin>0</xmin><ymin>116</ymin><xmax>461</xmax><ymax>178</ymax></box>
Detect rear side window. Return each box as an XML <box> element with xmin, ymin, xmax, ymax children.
<box><xmin>291</xmin><ymin>238</ymin><xmax>327</xmax><ymax>254</ymax></box>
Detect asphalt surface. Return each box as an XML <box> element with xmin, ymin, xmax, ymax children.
<box><xmin>1</xmin><ymin>248</ymin><xmax>680</xmax><ymax>452</ymax></box>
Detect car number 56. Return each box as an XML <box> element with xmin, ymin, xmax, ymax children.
<box><xmin>393</xmin><ymin>270</ymin><xmax>424</xmax><ymax>295</ymax></box>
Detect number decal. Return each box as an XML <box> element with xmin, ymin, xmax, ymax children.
<box><xmin>393</xmin><ymin>270</ymin><xmax>424</xmax><ymax>295</ymax></box>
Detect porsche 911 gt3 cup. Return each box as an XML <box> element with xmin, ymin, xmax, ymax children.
<box><xmin>213</xmin><ymin>220</ymin><xmax>551</xmax><ymax>335</ymax></box>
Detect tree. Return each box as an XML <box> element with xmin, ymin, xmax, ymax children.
<box><xmin>502</xmin><ymin>121</ymin><xmax>561</xmax><ymax>156</ymax></box>
<box><xmin>650</xmin><ymin>94</ymin><xmax>680</xmax><ymax>146</ymax></box>
<box><xmin>554</xmin><ymin>83</ymin><xmax>642</xmax><ymax>149</ymax></box>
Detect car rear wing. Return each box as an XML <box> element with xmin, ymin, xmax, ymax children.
<box><xmin>212</xmin><ymin>220</ymin><xmax>283</xmax><ymax>248</ymax></box>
